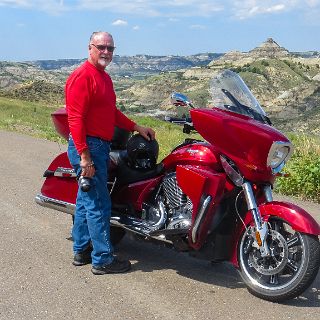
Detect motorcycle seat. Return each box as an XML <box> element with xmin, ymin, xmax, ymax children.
<box><xmin>110</xmin><ymin>150</ymin><xmax>127</xmax><ymax>166</ymax></box>
<box><xmin>110</xmin><ymin>150</ymin><xmax>164</xmax><ymax>185</ymax></box>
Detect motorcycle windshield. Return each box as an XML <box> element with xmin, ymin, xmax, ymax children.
<box><xmin>209</xmin><ymin>70</ymin><xmax>269</xmax><ymax>124</ymax></box>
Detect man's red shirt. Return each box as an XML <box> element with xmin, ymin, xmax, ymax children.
<box><xmin>65</xmin><ymin>60</ymin><xmax>136</xmax><ymax>154</ymax></box>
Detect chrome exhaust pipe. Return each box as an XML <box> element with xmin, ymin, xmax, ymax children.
<box><xmin>110</xmin><ymin>214</ymin><xmax>172</xmax><ymax>244</ymax></box>
<box><xmin>35</xmin><ymin>194</ymin><xmax>75</xmax><ymax>215</ymax></box>
<box><xmin>35</xmin><ymin>194</ymin><xmax>172</xmax><ymax>243</ymax></box>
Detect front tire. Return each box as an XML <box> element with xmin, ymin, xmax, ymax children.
<box><xmin>238</xmin><ymin>218</ymin><xmax>320</xmax><ymax>302</ymax></box>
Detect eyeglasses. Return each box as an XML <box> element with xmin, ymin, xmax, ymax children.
<box><xmin>90</xmin><ymin>43</ymin><xmax>116</xmax><ymax>53</ymax></box>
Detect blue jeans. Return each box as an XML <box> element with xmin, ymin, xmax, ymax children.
<box><xmin>67</xmin><ymin>135</ymin><xmax>114</xmax><ymax>267</ymax></box>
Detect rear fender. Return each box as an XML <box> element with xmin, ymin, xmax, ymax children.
<box><xmin>230</xmin><ymin>201</ymin><xmax>320</xmax><ymax>267</ymax></box>
<box><xmin>176</xmin><ymin>165</ymin><xmax>226</xmax><ymax>250</ymax></box>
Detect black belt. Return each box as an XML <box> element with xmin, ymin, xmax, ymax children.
<box><xmin>87</xmin><ymin>135</ymin><xmax>110</xmax><ymax>142</ymax></box>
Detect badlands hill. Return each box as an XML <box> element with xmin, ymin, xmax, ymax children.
<box><xmin>0</xmin><ymin>38</ymin><xmax>319</xmax><ymax>134</ymax></box>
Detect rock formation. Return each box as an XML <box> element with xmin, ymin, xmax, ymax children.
<box><xmin>249</xmin><ymin>38</ymin><xmax>290</xmax><ymax>58</ymax></box>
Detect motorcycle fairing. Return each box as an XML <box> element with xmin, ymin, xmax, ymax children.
<box><xmin>190</xmin><ymin>108</ymin><xmax>288</xmax><ymax>183</ymax></box>
<box><xmin>176</xmin><ymin>165</ymin><xmax>226</xmax><ymax>250</ymax></box>
<box><xmin>230</xmin><ymin>201</ymin><xmax>320</xmax><ymax>267</ymax></box>
<box><xmin>112</xmin><ymin>176</ymin><xmax>163</xmax><ymax>211</ymax></box>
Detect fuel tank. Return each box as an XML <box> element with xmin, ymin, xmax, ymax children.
<box><xmin>162</xmin><ymin>141</ymin><xmax>222</xmax><ymax>172</ymax></box>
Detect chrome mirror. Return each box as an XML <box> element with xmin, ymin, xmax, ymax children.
<box><xmin>171</xmin><ymin>92</ymin><xmax>194</xmax><ymax>109</ymax></box>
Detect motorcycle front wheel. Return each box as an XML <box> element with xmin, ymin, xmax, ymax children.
<box><xmin>238</xmin><ymin>218</ymin><xmax>320</xmax><ymax>302</ymax></box>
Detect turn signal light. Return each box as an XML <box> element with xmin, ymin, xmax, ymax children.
<box><xmin>255</xmin><ymin>231</ymin><xmax>262</xmax><ymax>247</ymax></box>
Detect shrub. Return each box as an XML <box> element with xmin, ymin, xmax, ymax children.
<box><xmin>275</xmin><ymin>134</ymin><xmax>320</xmax><ymax>202</ymax></box>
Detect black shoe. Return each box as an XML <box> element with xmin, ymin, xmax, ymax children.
<box><xmin>91</xmin><ymin>258</ymin><xmax>131</xmax><ymax>275</ymax></box>
<box><xmin>73</xmin><ymin>245</ymin><xmax>92</xmax><ymax>266</ymax></box>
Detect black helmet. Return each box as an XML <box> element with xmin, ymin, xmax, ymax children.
<box><xmin>111</xmin><ymin>126</ymin><xmax>131</xmax><ymax>150</ymax></box>
<box><xmin>127</xmin><ymin>134</ymin><xmax>159</xmax><ymax>170</ymax></box>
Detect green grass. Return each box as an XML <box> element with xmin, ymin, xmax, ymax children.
<box><xmin>0</xmin><ymin>96</ymin><xmax>64</xmax><ymax>142</ymax></box>
<box><xmin>0</xmin><ymin>97</ymin><xmax>195</xmax><ymax>159</ymax></box>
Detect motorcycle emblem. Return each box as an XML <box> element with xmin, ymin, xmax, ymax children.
<box><xmin>186</xmin><ymin>148</ymin><xmax>199</xmax><ymax>155</ymax></box>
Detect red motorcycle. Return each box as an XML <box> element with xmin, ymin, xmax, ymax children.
<box><xmin>36</xmin><ymin>69</ymin><xmax>320</xmax><ymax>302</ymax></box>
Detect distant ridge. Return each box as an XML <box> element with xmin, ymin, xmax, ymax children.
<box><xmin>211</xmin><ymin>38</ymin><xmax>291</xmax><ymax>64</ymax></box>
<box><xmin>1</xmin><ymin>38</ymin><xmax>320</xmax><ymax>135</ymax></box>
<box><xmin>26</xmin><ymin>53</ymin><xmax>222</xmax><ymax>75</ymax></box>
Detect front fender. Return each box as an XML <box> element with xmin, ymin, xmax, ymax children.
<box><xmin>259</xmin><ymin>201</ymin><xmax>320</xmax><ymax>235</ymax></box>
<box><xmin>230</xmin><ymin>201</ymin><xmax>320</xmax><ymax>267</ymax></box>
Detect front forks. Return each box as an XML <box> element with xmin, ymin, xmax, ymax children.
<box><xmin>242</xmin><ymin>182</ymin><xmax>273</xmax><ymax>257</ymax></box>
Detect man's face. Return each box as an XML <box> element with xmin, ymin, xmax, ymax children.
<box><xmin>88</xmin><ymin>33</ymin><xmax>115</xmax><ymax>70</ymax></box>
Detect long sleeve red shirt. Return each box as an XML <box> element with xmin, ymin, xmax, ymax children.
<box><xmin>65</xmin><ymin>61</ymin><xmax>136</xmax><ymax>154</ymax></box>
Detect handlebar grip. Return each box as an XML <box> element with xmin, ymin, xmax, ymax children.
<box><xmin>164</xmin><ymin>116</ymin><xmax>191</xmax><ymax>124</ymax></box>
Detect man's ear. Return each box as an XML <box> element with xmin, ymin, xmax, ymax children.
<box><xmin>89</xmin><ymin>45</ymin><xmax>92</xmax><ymax>50</ymax></box>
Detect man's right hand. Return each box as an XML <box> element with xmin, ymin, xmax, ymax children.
<box><xmin>80</xmin><ymin>149</ymin><xmax>95</xmax><ymax>177</ymax></box>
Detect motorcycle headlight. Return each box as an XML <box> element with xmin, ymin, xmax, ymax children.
<box><xmin>267</xmin><ymin>141</ymin><xmax>293</xmax><ymax>174</ymax></box>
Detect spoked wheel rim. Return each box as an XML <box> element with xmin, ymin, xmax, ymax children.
<box><xmin>239</xmin><ymin>219</ymin><xmax>306</xmax><ymax>291</ymax></box>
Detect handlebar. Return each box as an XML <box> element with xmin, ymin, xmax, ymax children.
<box><xmin>164</xmin><ymin>116</ymin><xmax>195</xmax><ymax>134</ymax></box>
<box><xmin>164</xmin><ymin>116</ymin><xmax>189</xmax><ymax>124</ymax></box>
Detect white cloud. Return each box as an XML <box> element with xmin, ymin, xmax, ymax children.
<box><xmin>0</xmin><ymin>0</ymin><xmax>319</xmax><ymax>19</ymax></box>
<box><xmin>189</xmin><ymin>24</ymin><xmax>206</xmax><ymax>29</ymax></box>
<box><xmin>231</xmin><ymin>1</ymin><xmax>320</xmax><ymax>19</ymax></box>
<box><xmin>266</xmin><ymin>4</ymin><xmax>286</xmax><ymax>12</ymax></box>
<box><xmin>0</xmin><ymin>0</ymin><xmax>66</xmax><ymax>14</ymax></box>
<box><xmin>77</xmin><ymin>0</ymin><xmax>223</xmax><ymax>17</ymax></box>
<box><xmin>0</xmin><ymin>0</ymin><xmax>29</xmax><ymax>6</ymax></box>
<box><xmin>78</xmin><ymin>0</ymin><xmax>160</xmax><ymax>16</ymax></box>
<box><xmin>133</xmin><ymin>25</ymin><xmax>140</xmax><ymax>30</ymax></box>
<box><xmin>306</xmin><ymin>0</ymin><xmax>320</xmax><ymax>6</ymax></box>
<box><xmin>112</xmin><ymin>19</ymin><xmax>128</xmax><ymax>26</ymax></box>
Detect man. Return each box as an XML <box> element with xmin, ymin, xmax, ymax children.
<box><xmin>66</xmin><ymin>31</ymin><xmax>155</xmax><ymax>275</ymax></box>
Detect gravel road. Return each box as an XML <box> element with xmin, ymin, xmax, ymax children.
<box><xmin>0</xmin><ymin>130</ymin><xmax>319</xmax><ymax>320</ymax></box>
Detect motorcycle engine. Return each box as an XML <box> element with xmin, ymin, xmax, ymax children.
<box><xmin>162</xmin><ymin>172</ymin><xmax>192</xmax><ymax>229</ymax></box>
<box><xmin>142</xmin><ymin>172</ymin><xmax>192</xmax><ymax>230</ymax></box>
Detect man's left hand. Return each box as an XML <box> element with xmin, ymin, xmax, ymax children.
<box><xmin>134</xmin><ymin>124</ymin><xmax>156</xmax><ymax>141</ymax></box>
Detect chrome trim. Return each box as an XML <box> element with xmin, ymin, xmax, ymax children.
<box><xmin>35</xmin><ymin>194</ymin><xmax>75</xmax><ymax>215</ymax></box>
<box><xmin>35</xmin><ymin>194</ymin><xmax>173</xmax><ymax>244</ymax></box>
<box><xmin>110</xmin><ymin>216</ymin><xmax>173</xmax><ymax>244</ymax></box>
<box><xmin>153</xmin><ymin>199</ymin><xmax>167</xmax><ymax>228</ymax></box>
<box><xmin>242</xmin><ymin>182</ymin><xmax>270</xmax><ymax>257</ymax></box>
<box><xmin>263</xmin><ymin>185</ymin><xmax>273</xmax><ymax>202</ymax></box>
<box><xmin>242</xmin><ymin>182</ymin><xmax>262</xmax><ymax>230</ymax></box>
<box><xmin>108</xmin><ymin>177</ymin><xmax>116</xmax><ymax>194</ymax></box>
<box><xmin>242</xmin><ymin>182</ymin><xmax>258</xmax><ymax>213</ymax></box>
<box><xmin>191</xmin><ymin>195</ymin><xmax>212</xmax><ymax>243</ymax></box>
<box><xmin>171</xmin><ymin>92</ymin><xmax>194</xmax><ymax>109</ymax></box>
<box><xmin>267</xmin><ymin>141</ymin><xmax>293</xmax><ymax>174</ymax></box>
<box><xmin>54</xmin><ymin>167</ymin><xmax>77</xmax><ymax>177</ymax></box>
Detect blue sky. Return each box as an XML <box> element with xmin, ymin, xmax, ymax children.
<box><xmin>0</xmin><ymin>0</ymin><xmax>319</xmax><ymax>61</ymax></box>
